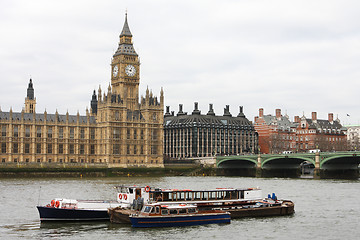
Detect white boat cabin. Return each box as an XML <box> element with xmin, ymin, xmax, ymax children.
<box><xmin>115</xmin><ymin>186</ymin><xmax>262</xmax><ymax>205</ymax></box>
<box><xmin>148</xmin><ymin>187</ymin><xmax>262</xmax><ymax>204</ymax></box>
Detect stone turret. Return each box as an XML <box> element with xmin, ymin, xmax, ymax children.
<box><xmin>90</xmin><ymin>90</ymin><xmax>98</xmax><ymax>115</ymax></box>
<box><xmin>25</xmin><ymin>78</ymin><xmax>36</xmax><ymax>113</ymax></box>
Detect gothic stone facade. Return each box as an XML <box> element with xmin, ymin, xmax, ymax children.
<box><xmin>0</xmin><ymin>15</ymin><xmax>164</xmax><ymax>167</ymax></box>
<box><xmin>164</xmin><ymin>103</ymin><xmax>258</xmax><ymax>159</ymax></box>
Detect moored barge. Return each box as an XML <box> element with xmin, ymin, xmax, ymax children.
<box><xmin>129</xmin><ymin>203</ymin><xmax>231</xmax><ymax>228</ymax></box>
<box><xmin>109</xmin><ymin>186</ymin><xmax>294</xmax><ymax>223</ymax></box>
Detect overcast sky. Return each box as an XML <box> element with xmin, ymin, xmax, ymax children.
<box><xmin>1</xmin><ymin>0</ymin><xmax>359</xmax><ymax>125</ymax></box>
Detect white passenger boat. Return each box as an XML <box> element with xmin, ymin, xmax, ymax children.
<box><xmin>37</xmin><ymin>186</ymin><xmax>151</xmax><ymax>221</ymax></box>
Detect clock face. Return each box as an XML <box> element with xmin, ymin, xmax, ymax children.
<box><xmin>125</xmin><ymin>65</ymin><xmax>136</xmax><ymax>77</ymax></box>
<box><xmin>113</xmin><ymin>65</ymin><xmax>118</xmax><ymax>77</ymax></box>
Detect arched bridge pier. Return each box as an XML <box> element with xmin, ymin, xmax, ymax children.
<box><xmin>217</xmin><ymin>152</ymin><xmax>360</xmax><ymax>179</ymax></box>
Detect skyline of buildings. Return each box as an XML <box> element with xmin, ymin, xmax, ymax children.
<box><xmin>0</xmin><ymin>12</ymin><xmax>359</xmax><ymax>164</ymax></box>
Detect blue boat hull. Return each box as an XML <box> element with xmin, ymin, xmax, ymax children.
<box><xmin>37</xmin><ymin>206</ymin><xmax>110</xmax><ymax>221</ymax></box>
<box><xmin>130</xmin><ymin>213</ymin><xmax>231</xmax><ymax>228</ymax></box>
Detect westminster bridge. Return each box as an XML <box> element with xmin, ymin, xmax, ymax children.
<box><xmin>216</xmin><ymin>151</ymin><xmax>360</xmax><ymax>179</ymax></box>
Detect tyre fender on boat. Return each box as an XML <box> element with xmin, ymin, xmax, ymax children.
<box><xmin>124</xmin><ymin>194</ymin><xmax>127</xmax><ymax>200</ymax></box>
<box><xmin>51</xmin><ymin>200</ymin><xmax>55</xmax><ymax>207</ymax></box>
<box><xmin>119</xmin><ymin>193</ymin><xmax>122</xmax><ymax>200</ymax></box>
<box><xmin>55</xmin><ymin>201</ymin><xmax>60</xmax><ymax>208</ymax></box>
<box><xmin>145</xmin><ymin>186</ymin><xmax>150</xmax><ymax>192</ymax></box>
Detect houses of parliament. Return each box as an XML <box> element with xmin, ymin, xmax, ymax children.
<box><xmin>0</xmin><ymin>15</ymin><xmax>164</xmax><ymax>167</ymax></box>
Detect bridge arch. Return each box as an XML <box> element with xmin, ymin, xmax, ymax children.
<box><xmin>261</xmin><ymin>156</ymin><xmax>315</xmax><ymax>168</ymax></box>
<box><xmin>217</xmin><ymin>157</ymin><xmax>257</xmax><ymax>168</ymax></box>
<box><xmin>320</xmin><ymin>154</ymin><xmax>360</xmax><ymax>169</ymax></box>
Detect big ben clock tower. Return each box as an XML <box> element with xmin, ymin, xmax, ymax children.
<box><xmin>111</xmin><ymin>13</ymin><xmax>140</xmax><ymax>110</ymax></box>
<box><xmin>92</xmin><ymin>13</ymin><xmax>164</xmax><ymax>168</ymax></box>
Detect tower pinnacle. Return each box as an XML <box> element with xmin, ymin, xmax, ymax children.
<box><xmin>120</xmin><ymin>12</ymin><xmax>132</xmax><ymax>37</ymax></box>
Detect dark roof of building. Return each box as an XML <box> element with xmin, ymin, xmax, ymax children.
<box><xmin>305</xmin><ymin>118</ymin><xmax>345</xmax><ymax>131</ymax></box>
<box><xmin>262</xmin><ymin>115</ymin><xmax>298</xmax><ymax>130</ymax></box>
<box><xmin>113</xmin><ymin>43</ymin><xmax>137</xmax><ymax>56</ymax></box>
<box><xmin>0</xmin><ymin>111</ymin><xmax>96</xmax><ymax>124</ymax></box>
<box><xmin>164</xmin><ymin>114</ymin><xmax>254</xmax><ymax>130</ymax></box>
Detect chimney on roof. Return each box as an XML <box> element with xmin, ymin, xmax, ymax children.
<box><xmin>164</xmin><ymin>106</ymin><xmax>171</xmax><ymax>117</ymax></box>
<box><xmin>223</xmin><ymin>105</ymin><xmax>232</xmax><ymax>117</ymax></box>
<box><xmin>192</xmin><ymin>102</ymin><xmax>201</xmax><ymax>115</ymax></box>
<box><xmin>259</xmin><ymin>108</ymin><xmax>264</xmax><ymax>118</ymax></box>
<box><xmin>177</xmin><ymin>104</ymin><xmax>185</xmax><ymax>116</ymax></box>
<box><xmin>207</xmin><ymin>104</ymin><xmax>215</xmax><ymax>116</ymax></box>
<box><xmin>294</xmin><ymin>116</ymin><xmax>300</xmax><ymax>123</ymax></box>
<box><xmin>237</xmin><ymin>106</ymin><xmax>245</xmax><ymax>117</ymax></box>
<box><xmin>328</xmin><ymin>113</ymin><xmax>334</xmax><ymax>123</ymax></box>
<box><xmin>276</xmin><ymin>109</ymin><xmax>281</xmax><ymax>119</ymax></box>
<box><xmin>312</xmin><ymin>112</ymin><xmax>317</xmax><ymax>122</ymax></box>
<box><xmin>254</xmin><ymin>116</ymin><xmax>259</xmax><ymax>123</ymax></box>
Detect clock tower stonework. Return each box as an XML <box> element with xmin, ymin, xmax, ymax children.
<box><xmin>111</xmin><ymin>14</ymin><xmax>140</xmax><ymax>110</ymax></box>
<box><xmin>91</xmin><ymin>14</ymin><xmax>164</xmax><ymax>167</ymax></box>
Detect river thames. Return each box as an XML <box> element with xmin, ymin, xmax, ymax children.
<box><xmin>1</xmin><ymin>176</ymin><xmax>359</xmax><ymax>239</ymax></box>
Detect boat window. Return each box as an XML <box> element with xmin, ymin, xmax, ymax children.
<box><xmin>171</xmin><ymin>192</ymin><xmax>176</xmax><ymax>201</ymax></box>
<box><xmin>217</xmin><ymin>191</ymin><xmax>224</xmax><ymax>199</ymax></box>
<box><xmin>178</xmin><ymin>208</ymin><xmax>187</xmax><ymax>214</ymax></box>
<box><xmin>203</xmin><ymin>192</ymin><xmax>209</xmax><ymax>200</ymax></box>
<box><xmin>154</xmin><ymin>193</ymin><xmax>163</xmax><ymax>201</ymax></box>
<box><xmin>240</xmin><ymin>191</ymin><xmax>244</xmax><ymax>199</ymax></box>
<box><xmin>209</xmin><ymin>192</ymin><xmax>216</xmax><ymax>200</ymax></box>
<box><xmin>230</xmin><ymin>191</ymin><xmax>238</xmax><ymax>199</ymax></box>
<box><xmin>163</xmin><ymin>193</ymin><xmax>169</xmax><ymax>201</ymax></box>
<box><xmin>155</xmin><ymin>206</ymin><xmax>160</xmax><ymax>214</ymax></box>
<box><xmin>161</xmin><ymin>209</ymin><xmax>168</xmax><ymax>215</ymax></box>
<box><xmin>195</xmin><ymin>192</ymin><xmax>201</xmax><ymax>200</ymax></box>
<box><xmin>129</xmin><ymin>188</ymin><xmax>133</xmax><ymax>194</ymax></box>
<box><xmin>188</xmin><ymin>192</ymin><xmax>193</xmax><ymax>200</ymax></box>
<box><xmin>186</xmin><ymin>192</ymin><xmax>192</xmax><ymax>201</ymax></box>
<box><xmin>169</xmin><ymin>209</ymin><xmax>178</xmax><ymax>215</ymax></box>
<box><xmin>143</xmin><ymin>206</ymin><xmax>152</xmax><ymax>213</ymax></box>
<box><xmin>150</xmin><ymin>207</ymin><xmax>156</xmax><ymax>213</ymax></box>
<box><xmin>224</xmin><ymin>191</ymin><xmax>231</xmax><ymax>199</ymax></box>
<box><xmin>180</xmin><ymin>192</ymin><xmax>185</xmax><ymax>200</ymax></box>
<box><xmin>188</xmin><ymin>208</ymin><xmax>196</xmax><ymax>213</ymax></box>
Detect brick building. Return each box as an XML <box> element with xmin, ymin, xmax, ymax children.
<box><xmin>254</xmin><ymin>108</ymin><xmax>347</xmax><ymax>153</ymax></box>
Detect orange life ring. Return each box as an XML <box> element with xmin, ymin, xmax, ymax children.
<box><xmin>124</xmin><ymin>194</ymin><xmax>127</xmax><ymax>200</ymax></box>
<box><xmin>55</xmin><ymin>201</ymin><xmax>60</xmax><ymax>208</ymax></box>
<box><xmin>51</xmin><ymin>200</ymin><xmax>55</xmax><ymax>207</ymax></box>
<box><xmin>145</xmin><ymin>186</ymin><xmax>150</xmax><ymax>192</ymax></box>
<box><xmin>119</xmin><ymin>193</ymin><xmax>122</xmax><ymax>200</ymax></box>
